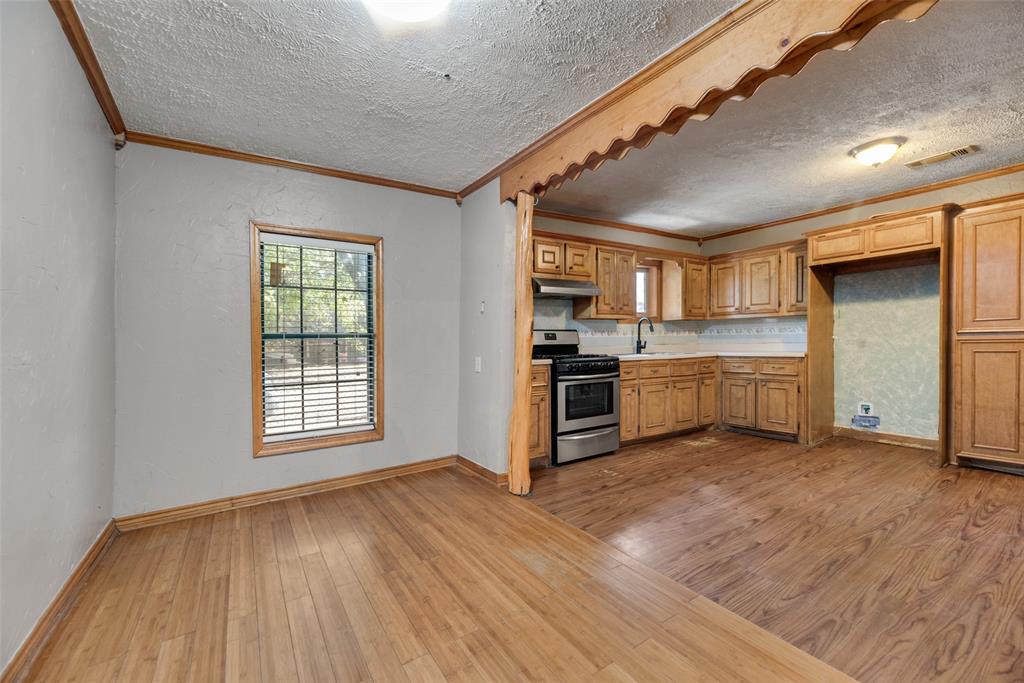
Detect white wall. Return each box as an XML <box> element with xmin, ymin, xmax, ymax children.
<box><xmin>457</xmin><ymin>180</ymin><xmax>517</xmax><ymax>474</ymax></box>
<box><xmin>113</xmin><ymin>144</ymin><xmax>461</xmax><ymax>516</ymax></box>
<box><xmin>1</xmin><ymin>0</ymin><xmax>116</xmax><ymax>668</ymax></box>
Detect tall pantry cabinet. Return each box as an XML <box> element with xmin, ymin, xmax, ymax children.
<box><xmin>953</xmin><ymin>198</ymin><xmax>1024</xmax><ymax>466</ymax></box>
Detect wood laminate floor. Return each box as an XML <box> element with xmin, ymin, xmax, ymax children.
<box><xmin>530</xmin><ymin>430</ymin><xmax>1024</xmax><ymax>683</ymax></box>
<box><xmin>24</xmin><ymin>465</ymin><xmax>850</xmax><ymax>682</ymax></box>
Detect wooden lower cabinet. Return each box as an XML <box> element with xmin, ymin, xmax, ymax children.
<box><xmin>670</xmin><ymin>378</ymin><xmax>699</xmax><ymax>432</ymax></box>
<box><xmin>639</xmin><ymin>381</ymin><xmax>672</xmax><ymax>437</ymax></box>
<box><xmin>527</xmin><ymin>390</ymin><xmax>549</xmax><ymax>459</ymax></box>
<box><xmin>620</xmin><ymin>380</ymin><xmax>639</xmax><ymax>442</ymax></box>
<box><xmin>699</xmin><ymin>375</ymin><xmax>717</xmax><ymax>426</ymax></box>
<box><xmin>955</xmin><ymin>340</ymin><xmax>1024</xmax><ymax>463</ymax></box>
<box><xmin>528</xmin><ymin>365</ymin><xmax>551</xmax><ymax>460</ymax></box>
<box><xmin>756</xmin><ymin>378</ymin><xmax>799</xmax><ymax>435</ymax></box>
<box><xmin>722</xmin><ymin>375</ymin><xmax>756</xmax><ymax>428</ymax></box>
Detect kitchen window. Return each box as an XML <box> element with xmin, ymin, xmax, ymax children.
<box><xmin>635</xmin><ymin>261</ymin><xmax>660</xmax><ymax>320</ymax></box>
<box><xmin>250</xmin><ymin>222</ymin><xmax>383</xmax><ymax>457</ymax></box>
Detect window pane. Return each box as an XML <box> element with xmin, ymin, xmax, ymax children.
<box><xmin>636</xmin><ymin>270</ymin><xmax>647</xmax><ymax>314</ymax></box>
<box><xmin>259</xmin><ymin>237</ymin><xmax>376</xmax><ymax>441</ymax></box>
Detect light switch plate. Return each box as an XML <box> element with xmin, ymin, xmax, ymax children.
<box><xmin>474</xmin><ymin>356</ymin><xmax>482</xmax><ymax>373</ymax></box>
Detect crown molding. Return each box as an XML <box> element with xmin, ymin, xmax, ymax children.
<box><xmin>49</xmin><ymin>0</ymin><xmax>125</xmax><ymax>135</ymax></box>
<box><xmin>125</xmin><ymin>132</ymin><xmax>458</xmax><ymax>199</ymax></box>
<box><xmin>702</xmin><ymin>161</ymin><xmax>1024</xmax><ymax>241</ymax></box>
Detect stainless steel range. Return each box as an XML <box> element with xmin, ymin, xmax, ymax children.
<box><xmin>533</xmin><ymin>330</ymin><xmax>620</xmax><ymax>465</ymax></box>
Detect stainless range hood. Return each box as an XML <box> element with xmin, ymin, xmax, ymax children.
<box><xmin>532</xmin><ymin>277</ymin><xmax>602</xmax><ymax>298</ymax></box>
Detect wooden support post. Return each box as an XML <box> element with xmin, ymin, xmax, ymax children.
<box><xmin>508</xmin><ymin>191</ymin><xmax>535</xmax><ymax>495</ymax></box>
<box><xmin>806</xmin><ymin>266</ymin><xmax>835</xmax><ymax>445</ymax></box>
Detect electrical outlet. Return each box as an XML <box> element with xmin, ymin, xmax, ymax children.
<box><xmin>858</xmin><ymin>401</ymin><xmax>874</xmax><ymax>416</ymax></box>
<box><xmin>474</xmin><ymin>356</ymin><xmax>482</xmax><ymax>373</ymax></box>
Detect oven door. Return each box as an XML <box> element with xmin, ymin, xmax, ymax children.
<box><xmin>556</xmin><ymin>373</ymin><xmax>620</xmax><ymax>433</ymax></box>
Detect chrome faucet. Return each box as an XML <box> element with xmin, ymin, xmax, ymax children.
<box><xmin>635</xmin><ymin>317</ymin><xmax>654</xmax><ymax>354</ymax></box>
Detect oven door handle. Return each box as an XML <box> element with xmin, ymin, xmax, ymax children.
<box><xmin>559</xmin><ymin>426</ymin><xmax>619</xmax><ymax>440</ymax></box>
<box><xmin>557</xmin><ymin>372</ymin><xmax>620</xmax><ymax>382</ymax></box>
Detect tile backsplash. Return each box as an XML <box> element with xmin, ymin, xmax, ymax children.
<box><xmin>533</xmin><ymin>299</ymin><xmax>807</xmax><ymax>354</ymax></box>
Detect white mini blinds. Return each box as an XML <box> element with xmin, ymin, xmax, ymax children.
<box><xmin>258</xmin><ymin>231</ymin><xmax>377</xmax><ymax>443</ymax></box>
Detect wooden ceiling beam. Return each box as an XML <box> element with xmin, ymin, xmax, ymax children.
<box><xmin>490</xmin><ymin>0</ymin><xmax>938</xmax><ymax>203</ymax></box>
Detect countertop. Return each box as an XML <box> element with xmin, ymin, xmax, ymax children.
<box><xmin>615</xmin><ymin>351</ymin><xmax>806</xmax><ymax>360</ymax></box>
<box><xmin>531</xmin><ymin>358</ymin><xmax>552</xmax><ymax>365</ymax></box>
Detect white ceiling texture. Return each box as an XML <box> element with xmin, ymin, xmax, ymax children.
<box><xmin>75</xmin><ymin>0</ymin><xmax>741</xmax><ymax>190</ymax></box>
<box><xmin>539</xmin><ymin>0</ymin><xmax>1024</xmax><ymax>236</ymax></box>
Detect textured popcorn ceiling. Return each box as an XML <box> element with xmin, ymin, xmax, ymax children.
<box><xmin>540</xmin><ymin>0</ymin><xmax>1024</xmax><ymax>236</ymax></box>
<box><xmin>74</xmin><ymin>0</ymin><xmax>739</xmax><ymax>190</ymax></box>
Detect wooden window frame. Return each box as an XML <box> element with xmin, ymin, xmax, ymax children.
<box><xmin>634</xmin><ymin>260</ymin><xmax>661</xmax><ymax>322</ymax></box>
<box><xmin>250</xmin><ymin>221</ymin><xmax>384</xmax><ymax>457</ymax></box>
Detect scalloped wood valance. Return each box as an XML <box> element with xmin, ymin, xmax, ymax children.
<box><xmin>498</xmin><ymin>0</ymin><xmax>938</xmax><ymax>203</ymax></box>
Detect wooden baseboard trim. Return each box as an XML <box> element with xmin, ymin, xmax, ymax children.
<box><xmin>114</xmin><ymin>455</ymin><xmax>457</xmax><ymax>532</ymax></box>
<box><xmin>1</xmin><ymin>520</ymin><xmax>117</xmax><ymax>683</ymax></box>
<box><xmin>833</xmin><ymin>427</ymin><xmax>939</xmax><ymax>451</ymax></box>
<box><xmin>456</xmin><ymin>456</ymin><xmax>509</xmax><ymax>487</ymax></box>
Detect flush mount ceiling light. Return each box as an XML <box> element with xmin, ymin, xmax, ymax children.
<box><xmin>362</xmin><ymin>0</ymin><xmax>449</xmax><ymax>23</ymax></box>
<box><xmin>848</xmin><ymin>137</ymin><xmax>907</xmax><ymax>167</ymax></box>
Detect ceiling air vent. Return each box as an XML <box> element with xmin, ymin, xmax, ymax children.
<box><xmin>904</xmin><ymin>145</ymin><xmax>980</xmax><ymax>169</ymax></box>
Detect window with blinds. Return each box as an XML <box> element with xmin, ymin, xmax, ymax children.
<box><xmin>252</xmin><ymin>224</ymin><xmax>382</xmax><ymax>455</ymax></box>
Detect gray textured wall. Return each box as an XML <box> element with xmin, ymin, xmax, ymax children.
<box><xmin>457</xmin><ymin>181</ymin><xmax>517</xmax><ymax>474</ymax></box>
<box><xmin>1</xmin><ymin>1</ymin><xmax>116</xmax><ymax>667</ymax></box>
<box><xmin>834</xmin><ymin>264</ymin><xmax>940</xmax><ymax>438</ymax></box>
<box><xmin>113</xmin><ymin>144</ymin><xmax>461</xmax><ymax>516</ymax></box>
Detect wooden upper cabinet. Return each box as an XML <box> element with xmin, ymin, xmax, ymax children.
<box><xmin>710</xmin><ymin>261</ymin><xmax>742</xmax><ymax>316</ymax></box>
<box><xmin>564</xmin><ymin>241</ymin><xmax>594</xmax><ymax>278</ymax></box>
<box><xmin>741</xmin><ymin>253</ymin><xmax>779</xmax><ymax>314</ymax></box>
<box><xmin>956</xmin><ymin>200</ymin><xmax>1024</xmax><ymax>333</ymax></box>
<box><xmin>533</xmin><ymin>238</ymin><xmax>563</xmax><ymax>275</ymax></box>
<box><xmin>808</xmin><ymin>208</ymin><xmax>949</xmax><ymax>266</ymax></box>
<box><xmin>616</xmin><ymin>250</ymin><xmax>637</xmax><ymax>316</ymax></box>
<box><xmin>783</xmin><ymin>243</ymin><xmax>808</xmax><ymax>314</ymax></box>
<box><xmin>956</xmin><ymin>340</ymin><xmax>1024</xmax><ymax>463</ymax></box>
<box><xmin>684</xmin><ymin>259</ymin><xmax>709</xmax><ymax>319</ymax></box>
<box><xmin>594</xmin><ymin>247</ymin><xmax>618</xmax><ymax>316</ymax></box>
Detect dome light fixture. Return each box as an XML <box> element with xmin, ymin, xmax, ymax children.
<box><xmin>363</xmin><ymin>0</ymin><xmax>450</xmax><ymax>23</ymax></box>
<box><xmin>849</xmin><ymin>137</ymin><xmax>907</xmax><ymax>167</ymax></box>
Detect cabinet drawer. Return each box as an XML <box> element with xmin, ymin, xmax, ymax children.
<box><xmin>669</xmin><ymin>360</ymin><xmax>699</xmax><ymax>377</ymax></box>
<box><xmin>530</xmin><ymin>366</ymin><xmax>550</xmax><ymax>387</ymax></box>
<box><xmin>639</xmin><ymin>362</ymin><xmax>671</xmax><ymax>379</ymax></box>
<box><xmin>757</xmin><ymin>359</ymin><xmax>799</xmax><ymax>376</ymax></box>
<box><xmin>809</xmin><ymin>227</ymin><xmax>864</xmax><ymax>264</ymax></box>
<box><xmin>698</xmin><ymin>359</ymin><xmax>717</xmax><ymax>374</ymax></box>
<box><xmin>721</xmin><ymin>359</ymin><xmax>756</xmax><ymax>374</ymax></box>
<box><xmin>619</xmin><ymin>362</ymin><xmax>639</xmax><ymax>380</ymax></box>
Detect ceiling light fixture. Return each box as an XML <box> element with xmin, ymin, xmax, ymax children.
<box><xmin>848</xmin><ymin>137</ymin><xmax>907</xmax><ymax>167</ymax></box>
<box><xmin>362</xmin><ymin>0</ymin><xmax>449</xmax><ymax>23</ymax></box>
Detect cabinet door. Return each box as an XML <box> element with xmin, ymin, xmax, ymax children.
<box><xmin>783</xmin><ymin>244</ymin><xmax>808</xmax><ymax>314</ymax></box>
<box><xmin>722</xmin><ymin>376</ymin><xmax>755</xmax><ymax>428</ymax></box>
<box><xmin>710</xmin><ymin>261</ymin><xmax>742</xmax><ymax>316</ymax></box>
<box><xmin>756</xmin><ymin>379</ymin><xmax>798</xmax><ymax>435</ymax></box>
<box><xmin>639</xmin><ymin>381</ymin><xmax>671</xmax><ymax>437</ymax></box>
<box><xmin>684</xmin><ymin>259</ymin><xmax>708</xmax><ymax>319</ymax></box>
<box><xmin>742</xmin><ymin>252</ymin><xmax>780</xmax><ymax>314</ymax></box>
<box><xmin>595</xmin><ymin>248</ymin><xmax>618</xmax><ymax>316</ymax></box>
<box><xmin>670</xmin><ymin>379</ymin><xmax>698</xmax><ymax>432</ymax></box>
<box><xmin>809</xmin><ymin>227</ymin><xmax>865</xmax><ymax>265</ymax></box>
<box><xmin>698</xmin><ymin>375</ymin><xmax>717</xmax><ymax>426</ymax></box>
<box><xmin>533</xmin><ymin>238</ymin><xmax>563</xmax><ymax>276</ymax></box>
<box><xmin>620</xmin><ymin>381</ymin><xmax>639</xmax><ymax>442</ymax></box>
<box><xmin>527</xmin><ymin>390</ymin><xmax>550</xmax><ymax>459</ymax></box>
<box><xmin>956</xmin><ymin>203</ymin><xmax>1024</xmax><ymax>333</ymax></box>
<box><xmin>564</xmin><ymin>241</ymin><xmax>594</xmax><ymax>278</ymax></box>
<box><xmin>956</xmin><ymin>341</ymin><xmax>1024</xmax><ymax>463</ymax></box>
<box><xmin>616</xmin><ymin>250</ymin><xmax>637</xmax><ymax>317</ymax></box>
